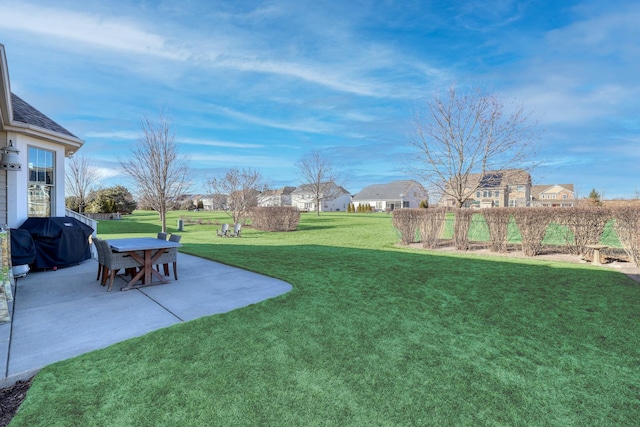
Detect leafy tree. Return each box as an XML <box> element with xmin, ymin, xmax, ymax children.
<box><xmin>120</xmin><ymin>113</ymin><xmax>191</xmax><ymax>232</ymax></box>
<box><xmin>409</xmin><ymin>84</ymin><xmax>540</xmax><ymax>208</ymax></box>
<box><xmin>86</xmin><ymin>185</ymin><xmax>137</xmax><ymax>214</ymax></box>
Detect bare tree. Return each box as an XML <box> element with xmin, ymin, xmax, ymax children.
<box><xmin>409</xmin><ymin>84</ymin><xmax>540</xmax><ymax>208</ymax></box>
<box><xmin>205</xmin><ymin>167</ymin><xmax>267</xmax><ymax>224</ymax></box>
<box><xmin>295</xmin><ymin>150</ymin><xmax>342</xmax><ymax>216</ymax></box>
<box><xmin>65</xmin><ymin>154</ymin><xmax>100</xmax><ymax>213</ymax></box>
<box><xmin>120</xmin><ymin>114</ymin><xmax>191</xmax><ymax>233</ymax></box>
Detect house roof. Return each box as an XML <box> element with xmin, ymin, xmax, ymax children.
<box><xmin>531</xmin><ymin>184</ymin><xmax>575</xmax><ymax>199</ymax></box>
<box><xmin>464</xmin><ymin>169</ymin><xmax>531</xmax><ymax>189</ymax></box>
<box><xmin>292</xmin><ymin>182</ymin><xmax>349</xmax><ymax>195</ymax></box>
<box><xmin>262</xmin><ymin>186</ymin><xmax>296</xmax><ymax>197</ymax></box>
<box><xmin>11</xmin><ymin>93</ymin><xmax>77</xmax><ymax>138</ymax></box>
<box><xmin>353</xmin><ymin>180</ymin><xmax>425</xmax><ymax>201</ymax></box>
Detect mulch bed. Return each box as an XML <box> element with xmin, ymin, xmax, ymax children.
<box><xmin>0</xmin><ymin>377</ymin><xmax>33</xmax><ymax>427</ymax></box>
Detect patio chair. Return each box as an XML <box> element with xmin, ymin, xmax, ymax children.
<box><xmin>230</xmin><ymin>223</ymin><xmax>242</xmax><ymax>237</ymax></box>
<box><xmin>157</xmin><ymin>232</ymin><xmax>167</xmax><ymax>240</ymax></box>
<box><xmin>97</xmin><ymin>239</ymin><xmax>143</xmax><ymax>292</ymax></box>
<box><xmin>156</xmin><ymin>234</ymin><xmax>181</xmax><ymax>279</ymax></box>
<box><xmin>217</xmin><ymin>223</ymin><xmax>229</xmax><ymax>237</ymax></box>
<box><xmin>93</xmin><ymin>236</ymin><xmax>107</xmax><ymax>283</ymax></box>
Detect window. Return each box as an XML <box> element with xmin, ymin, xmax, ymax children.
<box><xmin>28</xmin><ymin>146</ymin><xmax>55</xmax><ymax>217</ymax></box>
<box><xmin>476</xmin><ymin>191</ymin><xmax>481</xmax><ymax>198</ymax></box>
<box><xmin>376</xmin><ymin>201</ymin><xmax>383</xmax><ymax>209</ymax></box>
<box><xmin>494</xmin><ymin>190</ymin><xmax>500</xmax><ymax>197</ymax></box>
<box><xmin>563</xmin><ymin>194</ymin><xmax>568</xmax><ymax>199</ymax></box>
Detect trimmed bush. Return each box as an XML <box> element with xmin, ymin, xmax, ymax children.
<box><xmin>612</xmin><ymin>206</ymin><xmax>640</xmax><ymax>267</ymax></box>
<box><xmin>554</xmin><ymin>207</ymin><xmax>612</xmax><ymax>256</ymax></box>
<box><xmin>419</xmin><ymin>208</ymin><xmax>447</xmax><ymax>249</ymax></box>
<box><xmin>249</xmin><ymin>206</ymin><xmax>300</xmax><ymax>231</ymax></box>
<box><xmin>453</xmin><ymin>208</ymin><xmax>473</xmax><ymax>251</ymax></box>
<box><xmin>482</xmin><ymin>208</ymin><xmax>513</xmax><ymax>252</ymax></box>
<box><xmin>392</xmin><ymin>209</ymin><xmax>422</xmax><ymax>244</ymax></box>
<box><xmin>513</xmin><ymin>207</ymin><xmax>553</xmax><ymax>256</ymax></box>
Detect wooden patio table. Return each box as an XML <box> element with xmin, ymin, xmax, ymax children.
<box><xmin>107</xmin><ymin>237</ymin><xmax>182</xmax><ymax>291</ymax></box>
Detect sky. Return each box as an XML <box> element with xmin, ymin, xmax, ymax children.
<box><xmin>0</xmin><ymin>0</ymin><xmax>638</xmax><ymax>198</ymax></box>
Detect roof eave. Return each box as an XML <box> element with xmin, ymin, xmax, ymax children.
<box><xmin>5</xmin><ymin>122</ymin><xmax>84</xmax><ymax>155</ymax></box>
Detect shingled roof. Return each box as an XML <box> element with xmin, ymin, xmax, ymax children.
<box><xmin>353</xmin><ymin>180</ymin><xmax>425</xmax><ymax>201</ymax></box>
<box><xmin>11</xmin><ymin>93</ymin><xmax>77</xmax><ymax>138</ymax></box>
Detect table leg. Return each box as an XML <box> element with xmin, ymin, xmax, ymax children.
<box><xmin>121</xmin><ymin>248</ymin><xmax>170</xmax><ymax>291</ymax></box>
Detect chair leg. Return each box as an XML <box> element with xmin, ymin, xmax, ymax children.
<box><xmin>108</xmin><ymin>270</ymin><xmax>116</xmax><ymax>292</ymax></box>
<box><xmin>100</xmin><ymin>266</ymin><xmax>109</xmax><ymax>286</ymax></box>
<box><xmin>163</xmin><ymin>264</ymin><xmax>170</xmax><ymax>276</ymax></box>
<box><xmin>172</xmin><ymin>261</ymin><xmax>178</xmax><ymax>280</ymax></box>
<box><xmin>96</xmin><ymin>263</ymin><xmax>102</xmax><ymax>281</ymax></box>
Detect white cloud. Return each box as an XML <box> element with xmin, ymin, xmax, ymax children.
<box><xmin>208</xmin><ymin>104</ymin><xmax>335</xmax><ymax>134</ymax></box>
<box><xmin>95</xmin><ymin>166</ymin><xmax>123</xmax><ymax>180</ymax></box>
<box><xmin>179</xmin><ymin>137</ymin><xmax>263</xmax><ymax>149</ymax></box>
<box><xmin>0</xmin><ymin>2</ymin><xmax>187</xmax><ymax>61</ymax></box>
<box><xmin>85</xmin><ymin>131</ymin><xmax>137</xmax><ymax>140</ymax></box>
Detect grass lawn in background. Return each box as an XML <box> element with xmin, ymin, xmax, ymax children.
<box><xmin>10</xmin><ymin>212</ymin><xmax>640</xmax><ymax>426</ymax></box>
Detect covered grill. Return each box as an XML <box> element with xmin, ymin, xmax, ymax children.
<box><xmin>19</xmin><ymin>217</ymin><xmax>94</xmax><ymax>269</ymax></box>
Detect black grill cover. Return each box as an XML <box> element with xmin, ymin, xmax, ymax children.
<box><xmin>10</xmin><ymin>228</ymin><xmax>37</xmax><ymax>266</ymax></box>
<box><xmin>19</xmin><ymin>217</ymin><xmax>94</xmax><ymax>269</ymax></box>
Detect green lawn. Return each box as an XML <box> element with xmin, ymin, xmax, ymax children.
<box><xmin>11</xmin><ymin>212</ymin><xmax>640</xmax><ymax>426</ymax></box>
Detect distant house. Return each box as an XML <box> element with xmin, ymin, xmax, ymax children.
<box><xmin>439</xmin><ymin>169</ymin><xmax>532</xmax><ymax>208</ymax></box>
<box><xmin>291</xmin><ymin>182</ymin><xmax>350</xmax><ymax>212</ymax></box>
<box><xmin>258</xmin><ymin>186</ymin><xmax>295</xmax><ymax>207</ymax></box>
<box><xmin>531</xmin><ymin>184</ymin><xmax>575</xmax><ymax>207</ymax></box>
<box><xmin>1</xmin><ymin>44</ymin><xmax>84</xmax><ymax>227</ymax></box>
<box><xmin>352</xmin><ymin>180</ymin><xmax>428</xmax><ymax>212</ymax></box>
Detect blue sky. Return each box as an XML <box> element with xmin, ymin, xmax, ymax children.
<box><xmin>1</xmin><ymin>0</ymin><xmax>638</xmax><ymax>198</ymax></box>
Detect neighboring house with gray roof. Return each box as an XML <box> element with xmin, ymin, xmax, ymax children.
<box><xmin>1</xmin><ymin>43</ymin><xmax>84</xmax><ymax>227</ymax></box>
<box><xmin>352</xmin><ymin>180</ymin><xmax>428</xmax><ymax>212</ymax></box>
<box><xmin>291</xmin><ymin>182</ymin><xmax>350</xmax><ymax>212</ymax></box>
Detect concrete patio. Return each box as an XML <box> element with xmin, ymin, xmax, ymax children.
<box><xmin>0</xmin><ymin>252</ymin><xmax>292</xmax><ymax>387</ymax></box>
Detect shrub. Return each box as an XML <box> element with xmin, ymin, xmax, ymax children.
<box><xmin>482</xmin><ymin>208</ymin><xmax>513</xmax><ymax>252</ymax></box>
<box><xmin>554</xmin><ymin>207</ymin><xmax>612</xmax><ymax>256</ymax></box>
<box><xmin>453</xmin><ymin>208</ymin><xmax>473</xmax><ymax>251</ymax></box>
<box><xmin>392</xmin><ymin>209</ymin><xmax>422</xmax><ymax>244</ymax></box>
<box><xmin>512</xmin><ymin>207</ymin><xmax>552</xmax><ymax>256</ymax></box>
<box><xmin>612</xmin><ymin>206</ymin><xmax>640</xmax><ymax>267</ymax></box>
<box><xmin>249</xmin><ymin>207</ymin><xmax>300</xmax><ymax>232</ymax></box>
<box><xmin>419</xmin><ymin>208</ymin><xmax>447</xmax><ymax>249</ymax></box>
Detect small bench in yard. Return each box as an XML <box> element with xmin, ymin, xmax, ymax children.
<box><xmin>585</xmin><ymin>244</ymin><xmax>608</xmax><ymax>266</ymax></box>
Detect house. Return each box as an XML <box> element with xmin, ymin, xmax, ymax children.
<box><xmin>291</xmin><ymin>182</ymin><xmax>350</xmax><ymax>212</ymax></box>
<box><xmin>352</xmin><ymin>180</ymin><xmax>428</xmax><ymax>212</ymax></box>
<box><xmin>439</xmin><ymin>169</ymin><xmax>532</xmax><ymax>208</ymax></box>
<box><xmin>258</xmin><ymin>186</ymin><xmax>295</xmax><ymax>207</ymax></box>
<box><xmin>531</xmin><ymin>184</ymin><xmax>575</xmax><ymax>207</ymax></box>
<box><xmin>1</xmin><ymin>44</ymin><xmax>84</xmax><ymax>227</ymax></box>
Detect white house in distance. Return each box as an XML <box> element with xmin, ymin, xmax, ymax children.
<box><xmin>353</xmin><ymin>180</ymin><xmax>428</xmax><ymax>211</ymax></box>
<box><xmin>291</xmin><ymin>182</ymin><xmax>351</xmax><ymax>212</ymax></box>
<box><xmin>0</xmin><ymin>43</ymin><xmax>84</xmax><ymax>227</ymax></box>
<box><xmin>258</xmin><ymin>186</ymin><xmax>295</xmax><ymax>207</ymax></box>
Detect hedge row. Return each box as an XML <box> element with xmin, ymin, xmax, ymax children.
<box><xmin>393</xmin><ymin>206</ymin><xmax>640</xmax><ymax>266</ymax></box>
<box><xmin>249</xmin><ymin>206</ymin><xmax>301</xmax><ymax>232</ymax></box>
